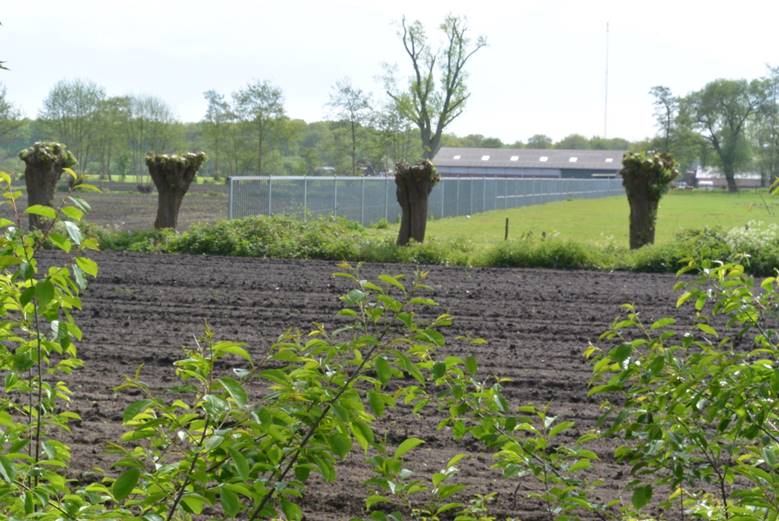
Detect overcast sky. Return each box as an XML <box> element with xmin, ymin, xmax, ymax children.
<box><xmin>1</xmin><ymin>0</ymin><xmax>777</xmax><ymax>144</ymax></box>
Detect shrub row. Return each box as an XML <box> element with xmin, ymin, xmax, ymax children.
<box><xmin>86</xmin><ymin>216</ymin><xmax>779</xmax><ymax>275</ymax></box>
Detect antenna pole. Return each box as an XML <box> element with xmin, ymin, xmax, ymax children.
<box><xmin>604</xmin><ymin>21</ymin><xmax>610</xmax><ymax>139</ymax></box>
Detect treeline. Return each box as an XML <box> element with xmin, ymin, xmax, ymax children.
<box><xmin>0</xmin><ymin>78</ymin><xmax>640</xmax><ymax>180</ymax></box>
<box><xmin>0</xmin><ymin>79</ymin><xmax>425</xmax><ymax>179</ymax></box>
<box><xmin>2</xmin><ymin>68</ymin><xmax>778</xmax><ymax>190</ymax></box>
<box><xmin>645</xmin><ymin>67</ymin><xmax>779</xmax><ymax>190</ymax></box>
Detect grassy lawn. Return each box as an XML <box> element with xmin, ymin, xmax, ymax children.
<box><xmin>373</xmin><ymin>189</ymin><xmax>779</xmax><ymax>248</ymax></box>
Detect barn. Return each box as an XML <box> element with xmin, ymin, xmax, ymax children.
<box><xmin>433</xmin><ymin>147</ymin><xmax>626</xmax><ymax>178</ymax></box>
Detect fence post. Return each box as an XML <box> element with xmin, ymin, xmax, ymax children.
<box><xmin>268</xmin><ymin>177</ymin><xmax>272</xmax><ymax>216</ymax></box>
<box><xmin>456</xmin><ymin>178</ymin><xmax>460</xmax><ymax>215</ymax></box>
<box><xmin>361</xmin><ymin>176</ymin><xmax>365</xmax><ymax>225</ymax></box>
<box><xmin>303</xmin><ymin>176</ymin><xmax>308</xmax><ymax>222</ymax></box>
<box><xmin>228</xmin><ymin>177</ymin><xmax>234</xmax><ymax>219</ymax></box>
<box><xmin>482</xmin><ymin>177</ymin><xmax>486</xmax><ymax>212</ymax></box>
<box><xmin>441</xmin><ymin>178</ymin><xmax>446</xmax><ymax>218</ymax></box>
<box><xmin>384</xmin><ymin>176</ymin><xmax>389</xmax><ymax>221</ymax></box>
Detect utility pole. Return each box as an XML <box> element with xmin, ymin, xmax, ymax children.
<box><xmin>603</xmin><ymin>21</ymin><xmax>610</xmax><ymax>139</ymax></box>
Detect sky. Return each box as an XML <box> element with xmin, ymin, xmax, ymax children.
<box><xmin>1</xmin><ymin>0</ymin><xmax>778</xmax><ymax>144</ymax></box>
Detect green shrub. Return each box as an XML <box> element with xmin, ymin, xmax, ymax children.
<box><xmin>479</xmin><ymin>236</ymin><xmax>598</xmax><ymax>270</ymax></box>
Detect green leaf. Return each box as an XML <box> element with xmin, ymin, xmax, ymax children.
<box><xmin>378</xmin><ymin>274</ymin><xmax>405</xmax><ymax>292</ymax></box>
<box><xmin>75</xmin><ymin>257</ymin><xmax>98</xmax><ymax>277</ymax></box>
<box><xmin>26</xmin><ymin>204</ymin><xmax>56</xmax><ymax>219</ymax></box>
<box><xmin>48</xmin><ymin>232</ymin><xmax>72</xmax><ymax>253</ymax></box>
<box><xmin>650</xmin><ymin>317</ymin><xmax>676</xmax><ymax>330</ymax></box>
<box><xmin>123</xmin><ymin>399</ymin><xmax>154</xmax><ymax>423</ymax></box>
<box><xmin>394</xmin><ymin>437</ymin><xmax>424</xmax><ymax>459</ymax></box>
<box><xmin>227</xmin><ymin>447</ymin><xmax>250</xmax><ymax>480</ymax></box>
<box><xmin>181</xmin><ymin>493</ymin><xmax>208</xmax><ymax>514</ymax></box>
<box><xmin>0</xmin><ymin>455</ymin><xmax>15</xmax><ymax>483</ymax></box>
<box><xmin>465</xmin><ymin>354</ymin><xmax>478</xmax><ymax>375</ymax></box>
<box><xmin>61</xmin><ymin>205</ymin><xmax>84</xmax><ymax>222</ymax></box>
<box><xmin>63</xmin><ymin>221</ymin><xmax>83</xmax><ymax>245</ymax></box>
<box><xmin>212</xmin><ymin>341</ymin><xmax>251</xmax><ymax>362</ymax></box>
<box><xmin>112</xmin><ymin>467</ymin><xmax>140</xmax><ymax>502</ymax></box>
<box><xmin>697</xmin><ymin>323</ymin><xmax>718</xmax><ymax>337</ymax></box>
<box><xmin>281</xmin><ymin>497</ymin><xmax>303</xmax><ymax>521</ymax></box>
<box><xmin>220</xmin><ymin>486</ymin><xmax>241</xmax><ymax>518</ymax></box>
<box><xmin>549</xmin><ymin>420</ymin><xmax>575</xmax><ymax>438</ymax></box>
<box><xmin>202</xmin><ymin>394</ymin><xmax>229</xmax><ymax>418</ymax></box>
<box><xmin>35</xmin><ymin>279</ymin><xmax>55</xmax><ymax>308</ymax></box>
<box><xmin>375</xmin><ymin>356</ymin><xmax>391</xmax><ymax>385</ymax></box>
<box><xmin>218</xmin><ymin>377</ymin><xmax>248</xmax><ymax>407</ymax></box>
<box><xmin>631</xmin><ymin>484</ymin><xmax>652</xmax><ymax>509</ymax></box>
<box><xmin>328</xmin><ymin>432</ymin><xmax>352</xmax><ymax>458</ymax></box>
<box><xmin>71</xmin><ymin>263</ymin><xmax>87</xmax><ymax>290</ymax></box>
<box><xmin>368</xmin><ymin>390</ymin><xmax>385</xmax><ymax>416</ymax></box>
<box><xmin>67</xmin><ymin>196</ymin><xmax>92</xmax><ymax>213</ymax></box>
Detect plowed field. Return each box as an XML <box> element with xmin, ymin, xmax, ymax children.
<box><xmin>61</xmin><ymin>252</ymin><xmax>682</xmax><ymax>519</ymax></box>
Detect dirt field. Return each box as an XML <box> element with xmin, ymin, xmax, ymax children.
<box><xmin>8</xmin><ymin>185</ymin><xmax>227</xmax><ymax>230</ymax></box>
<box><xmin>51</xmin><ymin>251</ymin><xmax>685</xmax><ymax>519</ymax></box>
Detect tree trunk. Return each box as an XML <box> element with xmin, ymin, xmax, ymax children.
<box><xmin>395</xmin><ymin>160</ymin><xmax>438</xmax><ymax>245</ymax></box>
<box><xmin>723</xmin><ymin>165</ymin><xmax>738</xmax><ymax>193</ymax></box>
<box><xmin>154</xmin><ymin>189</ymin><xmax>185</xmax><ymax>229</ymax></box>
<box><xmin>628</xmin><ymin>197</ymin><xmax>658</xmax><ymax>249</ymax></box>
<box><xmin>146</xmin><ymin>152</ymin><xmax>207</xmax><ymax>230</ymax></box>
<box><xmin>25</xmin><ymin>166</ymin><xmax>60</xmax><ymax>231</ymax></box>
<box><xmin>18</xmin><ymin>142</ymin><xmax>77</xmax><ymax>231</ymax></box>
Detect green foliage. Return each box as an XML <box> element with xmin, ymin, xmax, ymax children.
<box><xmin>588</xmin><ymin>260</ymin><xmax>779</xmax><ymax>520</ymax></box>
<box><xmin>0</xmin><ymin>170</ymin><xmax>100</xmax><ymax>517</ymax></box>
<box><xmin>18</xmin><ymin>141</ymin><xmax>77</xmax><ymax>169</ymax></box>
<box><xmin>621</xmin><ymin>151</ymin><xmax>680</xmax><ymax>200</ymax></box>
<box><xmin>166</xmin><ymin>215</ymin><xmax>365</xmax><ymax>259</ymax></box>
<box><xmin>479</xmin><ymin>233</ymin><xmax>598</xmax><ymax>269</ymax></box>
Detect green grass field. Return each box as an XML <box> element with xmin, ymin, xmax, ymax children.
<box><xmin>373</xmin><ymin>190</ymin><xmax>779</xmax><ymax>248</ymax></box>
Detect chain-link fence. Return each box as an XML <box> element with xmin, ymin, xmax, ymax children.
<box><xmin>227</xmin><ymin>176</ymin><xmax>624</xmax><ymax>225</ymax></box>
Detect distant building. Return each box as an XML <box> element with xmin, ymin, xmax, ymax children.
<box><xmin>693</xmin><ymin>167</ymin><xmax>763</xmax><ymax>189</ymax></box>
<box><xmin>433</xmin><ymin>147</ymin><xmax>626</xmax><ymax>178</ymax></box>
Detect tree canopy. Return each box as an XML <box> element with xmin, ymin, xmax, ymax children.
<box><xmin>386</xmin><ymin>15</ymin><xmax>486</xmax><ymax>159</ymax></box>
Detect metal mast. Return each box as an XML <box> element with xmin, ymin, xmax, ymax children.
<box><xmin>604</xmin><ymin>21</ymin><xmax>610</xmax><ymax>139</ymax></box>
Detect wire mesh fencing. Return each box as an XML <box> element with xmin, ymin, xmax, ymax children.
<box><xmin>227</xmin><ymin>176</ymin><xmax>625</xmax><ymax>225</ymax></box>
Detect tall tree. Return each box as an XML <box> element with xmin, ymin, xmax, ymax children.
<box><xmin>555</xmin><ymin>133</ymin><xmax>591</xmax><ymax>149</ymax></box>
<box><xmin>94</xmin><ymin>96</ymin><xmax>130</xmax><ymax>181</ymax></box>
<box><xmin>684</xmin><ymin>79</ymin><xmax>768</xmax><ymax>192</ymax></box>
<box><xmin>0</xmin><ymin>22</ymin><xmax>7</xmax><ymax>70</ymax></box>
<box><xmin>755</xmin><ymin>66</ymin><xmax>779</xmax><ymax>186</ymax></box>
<box><xmin>40</xmin><ymin>79</ymin><xmax>105</xmax><ymax>170</ymax></box>
<box><xmin>526</xmin><ymin>134</ymin><xmax>553</xmax><ymax>149</ymax></box>
<box><xmin>386</xmin><ymin>15</ymin><xmax>486</xmax><ymax>159</ymax></box>
<box><xmin>0</xmin><ymin>84</ymin><xmax>22</xmax><ymax>140</ymax></box>
<box><xmin>127</xmin><ymin>95</ymin><xmax>179</xmax><ymax>178</ymax></box>
<box><xmin>649</xmin><ymin>86</ymin><xmax>677</xmax><ymax>153</ymax></box>
<box><xmin>202</xmin><ymin>90</ymin><xmax>233</xmax><ymax>178</ymax></box>
<box><xmin>234</xmin><ymin>80</ymin><xmax>284</xmax><ymax>175</ymax></box>
<box><xmin>327</xmin><ymin>78</ymin><xmax>372</xmax><ymax>176</ymax></box>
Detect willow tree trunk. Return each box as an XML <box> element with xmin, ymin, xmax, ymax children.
<box><xmin>627</xmin><ymin>196</ymin><xmax>657</xmax><ymax>249</ymax></box>
<box><xmin>395</xmin><ymin>160</ymin><xmax>438</xmax><ymax>245</ymax></box>
<box><xmin>18</xmin><ymin>142</ymin><xmax>77</xmax><ymax>230</ymax></box>
<box><xmin>621</xmin><ymin>152</ymin><xmax>678</xmax><ymax>250</ymax></box>
<box><xmin>146</xmin><ymin>152</ymin><xmax>207</xmax><ymax>230</ymax></box>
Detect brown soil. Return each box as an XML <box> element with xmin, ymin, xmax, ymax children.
<box><xmin>57</xmin><ymin>252</ymin><xmax>682</xmax><ymax>519</ymax></box>
<box><xmin>6</xmin><ymin>187</ymin><xmax>227</xmax><ymax>231</ymax></box>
